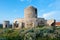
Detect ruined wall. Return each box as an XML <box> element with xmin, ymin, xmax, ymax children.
<box><xmin>13</xmin><ymin>6</ymin><xmax>53</xmax><ymax>29</ymax></box>
<box><xmin>37</xmin><ymin>18</ymin><xmax>47</xmax><ymax>26</ymax></box>
<box><xmin>24</xmin><ymin>18</ymin><xmax>38</xmax><ymax>28</ymax></box>
<box><xmin>13</xmin><ymin>18</ymin><xmax>25</xmax><ymax>29</ymax></box>
<box><xmin>3</xmin><ymin>21</ymin><xmax>10</xmax><ymax>28</ymax></box>
<box><xmin>47</xmin><ymin>19</ymin><xmax>56</xmax><ymax>26</ymax></box>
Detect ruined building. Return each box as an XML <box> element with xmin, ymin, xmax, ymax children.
<box><xmin>3</xmin><ymin>6</ymin><xmax>56</xmax><ymax>29</ymax></box>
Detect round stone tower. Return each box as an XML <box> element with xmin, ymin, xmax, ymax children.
<box><xmin>24</xmin><ymin>6</ymin><xmax>37</xmax><ymax>18</ymax></box>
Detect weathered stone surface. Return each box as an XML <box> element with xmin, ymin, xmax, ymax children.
<box><xmin>12</xmin><ymin>6</ymin><xmax>56</xmax><ymax>29</ymax></box>
<box><xmin>47</xmin><ymin>19</ymin><xmax>56</xmax><ymax>26</ymax></box>
<box><xmin>24</xmin><ymin>6</ymin><xmax>37</xmax><ymax>18</ymax></box>
<box><xmin>3</xmin><ymin>21</ymin><xmax>10</xmax><ymax>28</ymax></box>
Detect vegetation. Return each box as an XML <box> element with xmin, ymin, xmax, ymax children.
<box><xmin>0</xmin><ymin>26</ymin><xmax>60</xmax><ymax>40</ymax></box>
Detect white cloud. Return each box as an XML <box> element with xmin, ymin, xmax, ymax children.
<box><xmin>42</xmin><ymin>11</ymin><xmax>60</xmax><ymax>20</ymax></box>
<box><xmin>42</xmin><ymin>11</ymin><xmax>55</xmax><ymax>19</ymax></box>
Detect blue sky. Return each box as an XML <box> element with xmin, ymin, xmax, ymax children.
<box><xmin>0</xmin><ymin>0</ymin><xmax>60</xmax><ymax>23</ymax></box>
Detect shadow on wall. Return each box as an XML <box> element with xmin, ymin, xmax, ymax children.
<box><xmin>0</xmin><ymin>24</ymin><xmax>3</xmax><ymax>28</ymax></box>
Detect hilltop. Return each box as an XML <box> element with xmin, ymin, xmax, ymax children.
<box><xmin>0</xmin><ymin>26</ymin><xmax>60</xmax><ymax>40</ymax></box>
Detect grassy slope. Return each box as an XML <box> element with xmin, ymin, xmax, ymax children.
<box><xmin>0</xmin><ymin>26</ymin><xmax>60</xmax><ymax>40</ymax></box>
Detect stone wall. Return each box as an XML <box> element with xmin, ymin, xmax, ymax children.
<box><xmin>47</xmin><ymin>19</ymin><xmax>56</xmax><ymax>26</ymax></box>
<box><xmin>24</xmin><ymin>18</ymin><xmax>38</xmax><ymax>28</ymax></box>
<box><xmin>13</xmin><ymin>18</ymin><xmax>24</xmax><ymax>29</ymax></box>
<box><xmin>3</xmin><ymin>21</ymin><xmax>10</xmax><ymax>28</ymax></box>
<box><xmin>37</xmin><ymin>18</ymin><xmax>47</xmax><ymax>26</ymax></box>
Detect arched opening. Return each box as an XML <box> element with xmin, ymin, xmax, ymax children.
<box><xmin>14</xmin><ymin>21</ymin><xmax>19</xmax><ymax>28</ymax></box>
<box><xmin>5</xmin><ymin>24</ymin><xmax>7</xmax><ymax>28</ymax></box>
<box><xmin>38</xmin><ymin>20</ymin><xmax>44</xmax><ymax>27</ymax></box>
<box><xmin>21</xmin><ymin>22</ymin><xmax>25</xmax><ymax>28</ymax></box>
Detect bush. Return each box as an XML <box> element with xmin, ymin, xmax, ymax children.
<box><xmin>0</xmin><ymin>26</ymin><xmax>60</xmax><ymax>40</ymax></box>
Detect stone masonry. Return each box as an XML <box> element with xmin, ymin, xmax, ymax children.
<box><xmin>13</xmin><ymin>6</ymin><xmax>47</xmax><ymax>29</ymax></box>
<box><xmin>3</xmin><ymin>6</ymin><xmax>56</xmax><ymax>29</ymax></box>
<box><xmin>3</xmin><ymin>21</ymin><xmax>10</xmax><ymax>28</ymax></box>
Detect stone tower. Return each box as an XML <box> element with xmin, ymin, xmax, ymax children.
<box><xmin>24</xmin><ymin>6</ymin><xmax>37</xmax><ymax>18</ymax></box>
<box><xmin>3</xmin><ymin>21</ymin><xmax>10</xmax><ymax>28</ymax></box>
<box><xmin>24</xmin><ymin>6</ymin><xmax>38</xmax><ymax>28</ymax></box>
